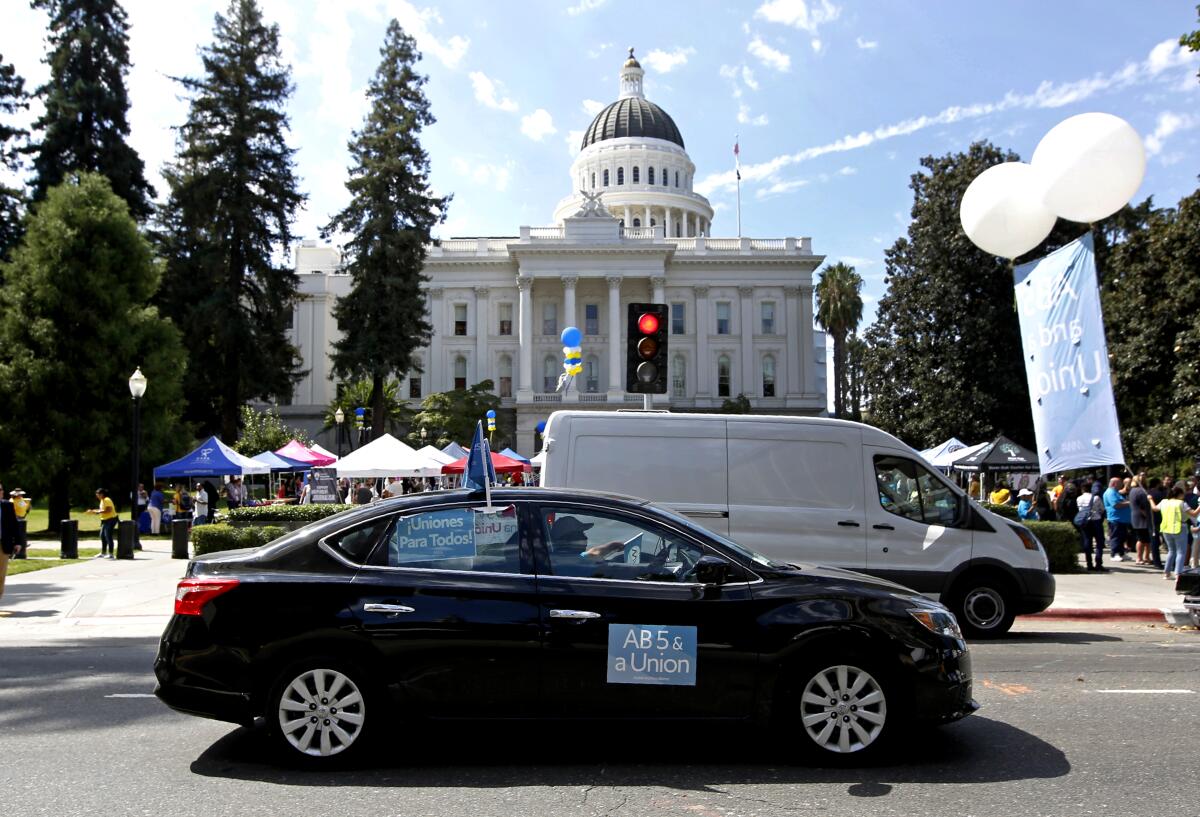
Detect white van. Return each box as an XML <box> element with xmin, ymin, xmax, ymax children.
<box><xmin>539</xmin><ymin>410</ymin><xmax>1054</xmax><ymax>637</ymax></box>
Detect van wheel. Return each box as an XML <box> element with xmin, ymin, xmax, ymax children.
<box><xmin>266</xmin><ymin>656</ymin><xmax>374</xmax><ymax>767</ymax></box>
<box><xmin>949</xmin><ymin>576</ymin><xmax>1015</xmax><ymax>638</ymax></box>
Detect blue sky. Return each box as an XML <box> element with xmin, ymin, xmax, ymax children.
<box><xmin>3</xmin><ymin>0</ymin><xmax>1198</xmax><ymax>334</ymax></box>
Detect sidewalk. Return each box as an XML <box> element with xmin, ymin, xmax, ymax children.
<box><xmin>1036</xmin><ymin>554</ymin><xmax>1192</xmax><ymax>625</ymax></box>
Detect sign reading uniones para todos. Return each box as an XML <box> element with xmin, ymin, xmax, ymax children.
<box><xmin>389</xmin><ymin>506</ymin><xmax>518</xmax><ymax>564</ymax></box>
<box><xmin>607</xmin><ymin>624</ymin><xmax>697</xmax><ymax>686</ymax></box>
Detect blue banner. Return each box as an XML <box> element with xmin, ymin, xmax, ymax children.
<box><xmin>1013</xmin><ymin>233</ymin><xmax>1124</xmax><ymax>473</ymax></box>
<box><xmin>607</xmin><ymin>624</ymin><xmax>697</xmax><ymax>686</ymax></box>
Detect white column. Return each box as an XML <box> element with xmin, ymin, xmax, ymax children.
<box><xmin>739</xmin><ymin>285</ymin><xmax>755</xmax><ymax>398</ymax></box>
<box><xmin>474</xmin><ymin>286</ymin><xmax>489</xmax><ymax>384</ymax></box>
<box><xmin>623</xmin><ymin>206</ymin><xmax>632</xmax><ymax>227</ymax></box>
<box><xmin>607</xmin><ymin>276</ymin><xmax>623</xmax><ymax>394</ymax></box>
<box><xmin>644</xmin><ymin>205</ymin><xmax>652</xmax><ymax>228</ymax></box>
<box><xmin>517</xmin><ymin>276</ymin><xmax>533</xmax><ymax>396</ymax></box>
<box><xmin>694</xmin><ymin>285</ymin><xmax>709</xmax><ymax>397</ymax></box>
<box><xmin>428</xmin><ymin>287</ymin><xmax>443</xmax><ymax>393</ymax></box>
<box><xmin>651</xmin><ymin>275</ymin><xmax>665</xmax><ymax>306</ymax></box>
<box><xmin>784</xmin><ymin>285</ymin><xmax>802</xmax><ymax>398</ymax></box>
<box><xmin>562</xmin><ymin>276</ymin><xmax>577</xmax><ymax>335</ymax></box>
<box><xmin>665</xmin><ymin>208</ymin><xmax>673</xmax><ymax>239</ymax></box>
<box><xmin>800</xmin><ymin>283</ymin><xmax>817</xmax><ymax>395</ymax></box>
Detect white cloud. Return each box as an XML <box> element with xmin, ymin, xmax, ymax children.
<box><xmin>741</xmin><ymin>65</ymin><xmax>759</xmax><ymax>90</ymax></box>
<box><xmin>748</xmin><ymin>37</ymin><xmax>791</xmax><ymax>72</ymax></box>
<box><xmin>837</xmin><ymin>166</ymin><xmax>856</xmax><ymax>175</ymax></box>
<box><xmin>469</xmin><ymin>71</ymin><xmax>518</xmax><ymax>111</ymax></box>
<box><xmin>383</xmin><ymin>0</ymin><xmax>470</xmax><ymax>68</ymax></box>
<box><xmin>856</xmin><ymin>36</ymin><xmax>877</xmax><ymax>50</ymax></box>
<box><xmin>587</xmin><ymin>42</ymin><xmax>614</xmax><ymax>58</ymax></box>
<box><xmin>811</xmin><ymin>38</ymin><xmax>823</xmax><ymax>54</ymax></box>
<box><xmin>737</xmin><ymin>104</ymin><xmax>769</xmax><ymax>126</ymax></box>
<box><xmin>754</xmin><ymin>0</ymin><xmax>840</xmax><ymax>32</ymax></box>
<box><xmin>450</xmin><ymin>156</ymin><xmax>513</xmax><ymax>192</ymax></box>
<box><xmin>566</xmin><ymin>129</ymin><xmax>585</xmax><ymax>157</ymax></box>
<box><xmin>1145</xmin><ymin>111</ymin><xmax>1198</xmax><ymax>156</ymax></box>
<box><xmin>582</xmin><ymin>99</ymin><xmax>605</xmax><ymax>116</ymax></box>
<box><xmin>566</xmin><ymin>0</ymin><xmax>606</xmax><ymax>16</ymax></box>
<box><xmin>642</xmin><ymin>47</ymin><xmax>696</xmax><ymax>74</ymax></box>
<box><xmin>521</xmin><ymin>109</ymin><xmax>557</xmax><ymax>141</ymax></box>
<box><xmin>698</xmin><ymin>38</ymin><xmax>1200</xmax><ymax>197</ymax></box>
<box><xmin>839</xmin><ymin>256</ymin><xmax>873</xmax><ymax>267</ymax></box>
<box><xmin>757</xmin><ymin>177</ymin><xmax>810</xmax><ymax>198</ymax></box>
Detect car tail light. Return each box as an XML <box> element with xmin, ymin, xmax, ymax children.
<box><xmin>174</xmin><ymin>578</ymin><xmax>239</xmax><ymax>616</ymax></box>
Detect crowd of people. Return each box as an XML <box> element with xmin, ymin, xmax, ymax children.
<box><xmin>986</xmin><ymin>472</ymin><xmax>1200</xmax><ymax>577</ymax></box>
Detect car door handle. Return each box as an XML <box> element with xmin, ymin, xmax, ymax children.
<box><xmin>873</xmin><ymin>524</ymin><xmax>895</xmax><ymax>531</ymax></box>
<box><xmin>683</xmin><ymin>511</ymin><xmax>729</xmax><ymax>519</ymax></box>
<box><xmin>549</xmin><ymin>609</ymin><xmax>602</xmax><ymax>620</ymax></box>
<box><xmin>363</xmin><ymin>603</ymin><xmax>416</xmax><ymax>614</ymax></box>
<box><xmin>837</xmin><ymin>520</ymin><xmax>860</xmax><ymax>527</ymax></box>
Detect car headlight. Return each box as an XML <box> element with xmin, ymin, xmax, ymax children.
<box><xmin>908</xmin><ymin>607</ymin><xmax>964</xmax><ymax>640</ymax></box>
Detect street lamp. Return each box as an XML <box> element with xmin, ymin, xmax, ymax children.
<box><xmin>334</xmin><ymin>407</ymin><xmax>345</xmax><ymax>458</ymax></box>
<box><xmin>420</xmin><ymin>427</ymin><xmax>427</xmax><ymax>444</ymax></box>
<box><xmin>128</xmin><ymin>367</ymin><xmax>147</xmax><ymax>551</ymax></box>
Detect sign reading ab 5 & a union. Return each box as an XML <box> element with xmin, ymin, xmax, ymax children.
<box><xmin>607</xmin><ymin>624</ymin><xmax>697</xmax><ymax>686</ymax></box>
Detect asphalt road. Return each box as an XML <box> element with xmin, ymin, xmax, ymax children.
<box><xmin>1</xmin><ymin>620</ymin><xmax>1197</xmax><ymax>817</ymax></box>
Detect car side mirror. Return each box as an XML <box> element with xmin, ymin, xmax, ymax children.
<box><xmin>694</xmin><ymin>554</ymin><xmax>733</xmax><ymax>586</ymax></box>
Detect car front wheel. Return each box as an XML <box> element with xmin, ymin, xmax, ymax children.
<box><xmin>268</xmin><ymin>659</ymin><xmax>371</xmax><ymax>765</ymax></box>
<box><xmin>781</xmin><ymin>658</ymin><xmax>895</xmax><ymax>763</ymax></box>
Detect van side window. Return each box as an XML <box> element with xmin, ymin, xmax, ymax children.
<box><xmin>873</xmin><ymin>456</ymin><xmax>960</xmax><ymax>527</ymax></box>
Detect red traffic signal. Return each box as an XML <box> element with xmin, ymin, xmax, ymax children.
<box><xmin>626</xmin><ymin>303</ymin><xmax>669</xmax><ymax>394</ymax></box>
<box><xmin>637</xmin><ymin>313</ymin><xmax>660</xmax><ymax>335</ymax></box>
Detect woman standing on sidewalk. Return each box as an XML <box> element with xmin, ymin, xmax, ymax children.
<box><xmin>1159</xmin><ymin>485</ymin><xmax>1200</xmax><ymax>580</ymax></box>
<box><xmin>87</xmin><ymin>489</ymin><xmax>119</xmax><ymax>558</ymax></box>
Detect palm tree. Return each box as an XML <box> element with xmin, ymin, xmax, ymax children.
<box><xmin>815</xmin><ymin>262</ymin><xmax>864</xmax><ymax>418</ymax></box>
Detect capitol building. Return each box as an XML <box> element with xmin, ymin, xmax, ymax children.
<box><xmin>284</xmin><ymin>50</ymin><xmax>828</xmax><ymax>454</ymax></box>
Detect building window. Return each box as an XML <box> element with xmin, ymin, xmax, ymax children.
<box><xmin>762</xmin><ymin>354</ymin><xmax>776</xmax><ymax>398</ymax></box>
<box><xmin>675</xmin><ymin>171</ymin><xmax>679</xmax><ymax>187</ymax></box>
<box><xmin>617</xmin><ymin>167</ymin><xmax>625</xmax><ymax>185</ymax></box>
<box><xmin>603</xmin><ymin>169</ymin><xmax>609</xmax><ymax>186</ymax></box>
<box><xmin>671</xmin><ymin>302</ymin><xmax>685</xmax><ymax>335</ymax></box>
<box><xmin>663</xmin><ymin>167</ymin><xmax>668</xmax><ymax>186</ymax></box>
<box><xmin>543</xmin><ymin>355</ymin><xmax>558</xmax><ymax>392</ymax></box>
<box><xmin>632</xmin><ymin>166</ymin><xmax>639</xmax><ymax>184</ymax></box>
<box><xmin>585</xmin><ymin>355</ymin><xmax>599</xmax><ymax>393</ymax></box>
<box><xmin>585</xmin><ymin>303</ymin><xmax>599</xmax><ymax>335</ymax></box>
<box><xmin>542</xmin><ymin>302</ymin><xmax>557</xmax><ymax>335</ymax></box>
<box><xmin>672</xmin><ymin>355</ymin><xmax>686</xmax><ymax>397</ymax></box>
<box><xmin>648</xmin><ymin>167</ymin><xmax>655</xmax><ymax>185</ymax></box>
<box><xmin>454</xmin><ymin>356</ymin><xmax>467</xmax><ymax>390</ymax></box>
<box><xmin>498</xmin><ymin>303</ymin><xmax>513</xmax><ymax>336</ymax></box>
<box><xmin>498</xmin><ymin>355</ymin><xmax>512</xmax><ymax>398</ymax></box>
<box><xmin>590</xmin><ymin>172</ymin><xmax>596</xmax><ymax>189</ymax></box>
<box><xmin>409</xmin><ymin>377</ymin><xmax>422</xmax><ymax>399</ymax></box>
<box><xmin>633</xmin><ymin>218</ymin><xmax>641</xmax><ymax>227</ymax></box>
<box><xmin>675</xmin><ymin>223</ymin><xmax>681</xmax><ymax>237</ymax></box>
<box><xmin>718</xmin><ymin>355</ymin><xmax>731</xmax><ymax>398</ymax></box>
<box><xmin>454</xmin><ymin>303</ymin><xmax>467</xmax><ymax>336</ymax></box>
<box><xmin>761</xmin><ymin>301</ymin><xmax>776</xmax><ymax>335</ymax></box>
<box><xmin>284</xmin><ymin>308</ymin><xmax>294</xmax><ymax>330</ymax></box>
<box><xmin>716</xmin><ymin>302</ymin><xmax>731</xmax><ymax>334</ymax></box>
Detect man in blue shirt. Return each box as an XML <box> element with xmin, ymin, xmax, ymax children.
<box><xmin>1103</xmin><ymin>477</ymin><xmax>1131</xmax><ymax>562</ymax></box>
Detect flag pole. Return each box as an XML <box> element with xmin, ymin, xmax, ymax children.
<box><xmin>734</xmin><ymin>134</ymin><xmax>742</xmax><ymax>238</ymax></box>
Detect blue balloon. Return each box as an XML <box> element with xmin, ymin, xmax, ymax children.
<box><xmin>486</xmin><ymin>409</ymin><xmax>496</xmax><ymax>419</ymax></box>
<box><xmin>536</xmin><ymin>421</ymin><xmax>546</xmax><ymax>434</ymax></box>
<box><xmin>560</xmin><ymin>326</ymin><xmax>582</xmax><ymax>348</ymax></box>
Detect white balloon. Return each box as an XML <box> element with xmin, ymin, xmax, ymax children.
<box><xmin>1032</xmin><ymin>112</ymin><xmax>1146</xmax><ymax>223</ymax></box>
<box><xmin>959</xmin><ymin>162</ymin><xmax>1057</xmax><ymax>259</ymax></box>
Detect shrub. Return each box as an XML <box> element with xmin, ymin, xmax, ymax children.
<box><xmin>226</xmin><ymin>504</ymin><xmax>353</xmax><ymax>524</ymax></box>
<box><xmin>191</xmin><ymin>524</ymin><xmax>287</xmax><ymax>556</ymax></box>
<box><xmin>1024</xmin><ymin>520</ymin><xmax>1080</xmax><ymax>574</ymax></box>
<box><xmin>983</xmin><ymin>502</ymin><xmax>1019</xmax><ymax>520</ymax></box>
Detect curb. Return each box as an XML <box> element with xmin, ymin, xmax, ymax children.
<box><xmin>1033</xmin><ymin>608</ymin><xmax>1193</xmax><ymax>626</ymax></box>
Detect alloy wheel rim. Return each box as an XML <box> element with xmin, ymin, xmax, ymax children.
<box><xmin>799</xmin><ymin>664</ymin><xmax>887</xmax><ymax>753</ymax></box>
<box><xmin>277</xmin><ymin>668</ymin><xmax>365</xmax><ymax>757</ymax></box>
<box><xmin>963</xmin><ymin>587</ymin><xmax>1004</xmax><ymax>630</ymax></box>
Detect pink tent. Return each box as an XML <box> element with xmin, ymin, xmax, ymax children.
<box><xmin>275</xmin><ymin>439</ymin><xmax>336</xmax><ymax>467</ymax></box>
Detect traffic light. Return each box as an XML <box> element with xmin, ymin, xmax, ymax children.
<box><xmin>626</xmin><ymin>303</ymin><xmax>668</xmax><ymax>393</ymax></box>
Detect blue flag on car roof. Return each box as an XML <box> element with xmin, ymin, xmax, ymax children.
<box><xmin>462</xmin><ymin>421</ymin><xmax>496</xmax><ymax>491</ymax></box>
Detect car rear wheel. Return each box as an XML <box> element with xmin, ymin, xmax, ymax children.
<box><xmin>779</xmin><ymin>657</ymin><xmax>896</xmax><ymax>764</ymax></box>
<box><xmin>950</xmin><ymin>577</ymin><xmax>1015</xmax><ymax>638</ymax></box>
<box><xmin>268</xmin><ymin>658</ymin><xmax>372</xmax><ymax>766</ymax></box>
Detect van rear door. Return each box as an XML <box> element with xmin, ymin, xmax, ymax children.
<box><xmin>563</xmin><ymin>415</ymin><xmax>731</xmax><ymax>536</ymax></box>
<box><xmin>727</xmin><ymin>423</ymin><xmax>866</xmax><ymax>568</ymax></box>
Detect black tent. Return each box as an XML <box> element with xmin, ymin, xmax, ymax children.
<box><xmin>952</xmin><ymin>435</ymin><xmax>1041</xmax><ymax>474</ymax></box>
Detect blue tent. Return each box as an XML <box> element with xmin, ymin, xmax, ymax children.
<box><xmin>153</xmin><ymin>435</ymin><xmax>271</xmax><ymax>479</ymax></box>
<box><xmin>252</xmin><ymin>450</ymin><xmax>310</xmax><ymax>472</ymax></box>
<box><xmin>499</xmin><ymin>447</ymin><xmax>530</xmax><ymax>464</ymax></box>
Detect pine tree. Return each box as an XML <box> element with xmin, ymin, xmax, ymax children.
<box><xmin>157</xmin><ymin>0</ymin><xmax>305</xmax><ymax>442</ymax></box>
<box><xmin>325</xmin><ymin>20</ymin><xmax>449</xmax><ymax>439</ymax></box>
<box><xmin>0</xmin><ymin>55</ymin><xmax>29</xmax><ymax>260</ymax></box>
<box><xmin>0</xmin><ymin>173</ymin><xmax>185</xmax><ymax>530</ymax></box>
<box><xmin>29</xmin><ymin>0</ymin><xmax>154</xmax><ymax>221</ymax></box>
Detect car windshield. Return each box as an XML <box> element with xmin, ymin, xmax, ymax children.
<box><xmin>645</xmin><ymin>502</ymin><xmax>793</xmax><ymax>570</ymax></box>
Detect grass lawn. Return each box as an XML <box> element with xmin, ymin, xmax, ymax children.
<box><xmin>7</xmin><ymin>547</ymin><xmax>102</xmax><ymax>576</ymax></box>
<box><xmin>22</xmin><ymin>501</ymin><xmax>105</xmax><ymax>534</ymax></box>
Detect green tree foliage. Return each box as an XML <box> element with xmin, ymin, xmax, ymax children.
<box><xmin>815</xmin><ymin>262</ymin><xmax>864</xmax><ymax>419</ymax></box>
<box><xmin>156</xmin><ymin>0</ymin><xmax>305</xmax><ymax>442</ymax></box>
<box><xmin>845</xmin><ymin>333</ymin><xmax>866</xmax><ymax>422</ymax></box>
<box><xmin>323</xmin><ymin>379</ymin><xmax>414</xmax><ymax>442</ymax></box>
<box><xmin>409</xmin><ymin>381</ymin><xmax>501</xmax><ymax>449</ymax></box>
<box><xmin>1182</xmin><ymin>6</ymin><xmax>1200</xmax><ymax>77</ymax></box>
<box><xmin>29</xmin><ymin>0</ymin><xmax>154</xmax><ymax>221</ymax></box>
<box><xmin>719</xmin><ymin>393</ymin><xmax>752</xmax><ymax>414</ymax></box>
<box><xmin>231</xmin><ymin>404</ymin><xmax>312</xmax><ymax>455</ymax></box>
<box><xmin>324</xmin><ymin>21</ymin><xmax>449</xmax><ymax>440</ymax></box>
<box><xmin>0</xmin><ymin>173</ymin><xmax>185</xmax><ymax>529</ymax></box>
<box><xmin>0</xmin><ymin>55</ymin><xmax>29</xmax><ymax>260</ymax></box>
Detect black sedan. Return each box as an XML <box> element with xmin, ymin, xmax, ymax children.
<box><xmin>155</xmin><ymin>488</ymin><xmax>976</xmax><ymax>765</ymax></box>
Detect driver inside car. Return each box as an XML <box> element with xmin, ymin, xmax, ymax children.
<box><xmin>548</xmin><ymin>515</ymin><xmax>625</xmax><ymax>560</ymax></box>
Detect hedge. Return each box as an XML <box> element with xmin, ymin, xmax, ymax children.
<box><xmin>1023</xmin><ymin>520</ymin><xmax>1080</xmax><ymax>574</ymax></box>
<box><xmin>226</xmin><ymin>504</ymin><xmax>353</xmax><ymax>524</ymax></box>
<box><xmin>983</xmin><ymin>502</ymin><xmax>1020</xmax><ymax>520</ymax></box>
<box><xmin>191</xmin><ymin>524</ymin><xmax>287</xmax><ymax>556</ymax></box>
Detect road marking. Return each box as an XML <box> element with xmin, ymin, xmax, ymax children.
<box><xmin>1090</xmin><ymin>689</ymin><xmax>1194</xmax><ymax>694</ymax></box>
<box><xmin>104</xmin><ymin>693</ymin><xmax>157</xmax><ymax>698</ymax></box>
<box><xmin>982</xmin><ymin>679</ymin><xmax>1032</xmax><ymax>696</ymax></box>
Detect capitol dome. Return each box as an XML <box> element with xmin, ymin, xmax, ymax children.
<box><xmin>553</xmin><ymin>48</ymin><xmax>714</xmax><ymax>237</ymax></box>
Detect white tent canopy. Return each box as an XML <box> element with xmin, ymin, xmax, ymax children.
<box><xmin>441</xmin><ymin>441</ymin><xmax>468</xmax><ymax>460</ymax></box>
<box><xmin>335</xmin><ymin>434</ymin><xmax>444</xmax><ymax>478</ymax></box>
<box><xmin>934</xmin><ymin>441</ymin><xmax>988</xmax><ymax>468</ymax></box>
<box><xmin>530</xmin><ymin>451</ymin><xmax>546</xmax><ymax>469</ymax></box>
<box><xmin>919</xmin><ymin>437</ymin><xmax>966</xmax><ymax>465</ymax></box>
<box><xmin>416</xmin><ymin>444</ymin><xmax>457</xmax><ymax>466</ymax></box>
<box><xmin>309</xmin><ymin>442</ymin><xmax>338</xmax><ymax>461</ymax></box>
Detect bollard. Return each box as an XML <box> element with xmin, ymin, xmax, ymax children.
<box><xmin>116</xmin><ymin>520</ymin><xmax>135</xmax><ymax>560</ymax></box>
<box><xmin>60</xmin><ymin>519</ymin><xmax>79</xmax><ymax>559</ymax></box>
<box><xmin>171</xmin><ymin>518</ymin><xmax>190</xmax><ymax>559</ymax></box>
<box><xmin>14</xmin><ymin>519</ymin><xmax>27</xmax><ymax>559</ymax></box>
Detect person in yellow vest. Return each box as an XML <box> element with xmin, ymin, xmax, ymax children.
<box><xmin>10</xmin><ymin>489</ymin><xmax>30</xmax><ymax>521</ymax></box>
<box><xmin>87</xmin><ymin>488</ymin><xmax>119</xmax><ymax>559</ymax></box>
<box><xmin>1159</xmin><ymin>485</ymin><xmax>1200</xmax><ymax>580</ymax></box>
<box><xmin>989</xmin><ymin>483</ymin><xmax>1012</xmax><ymax>505</ymax></box>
